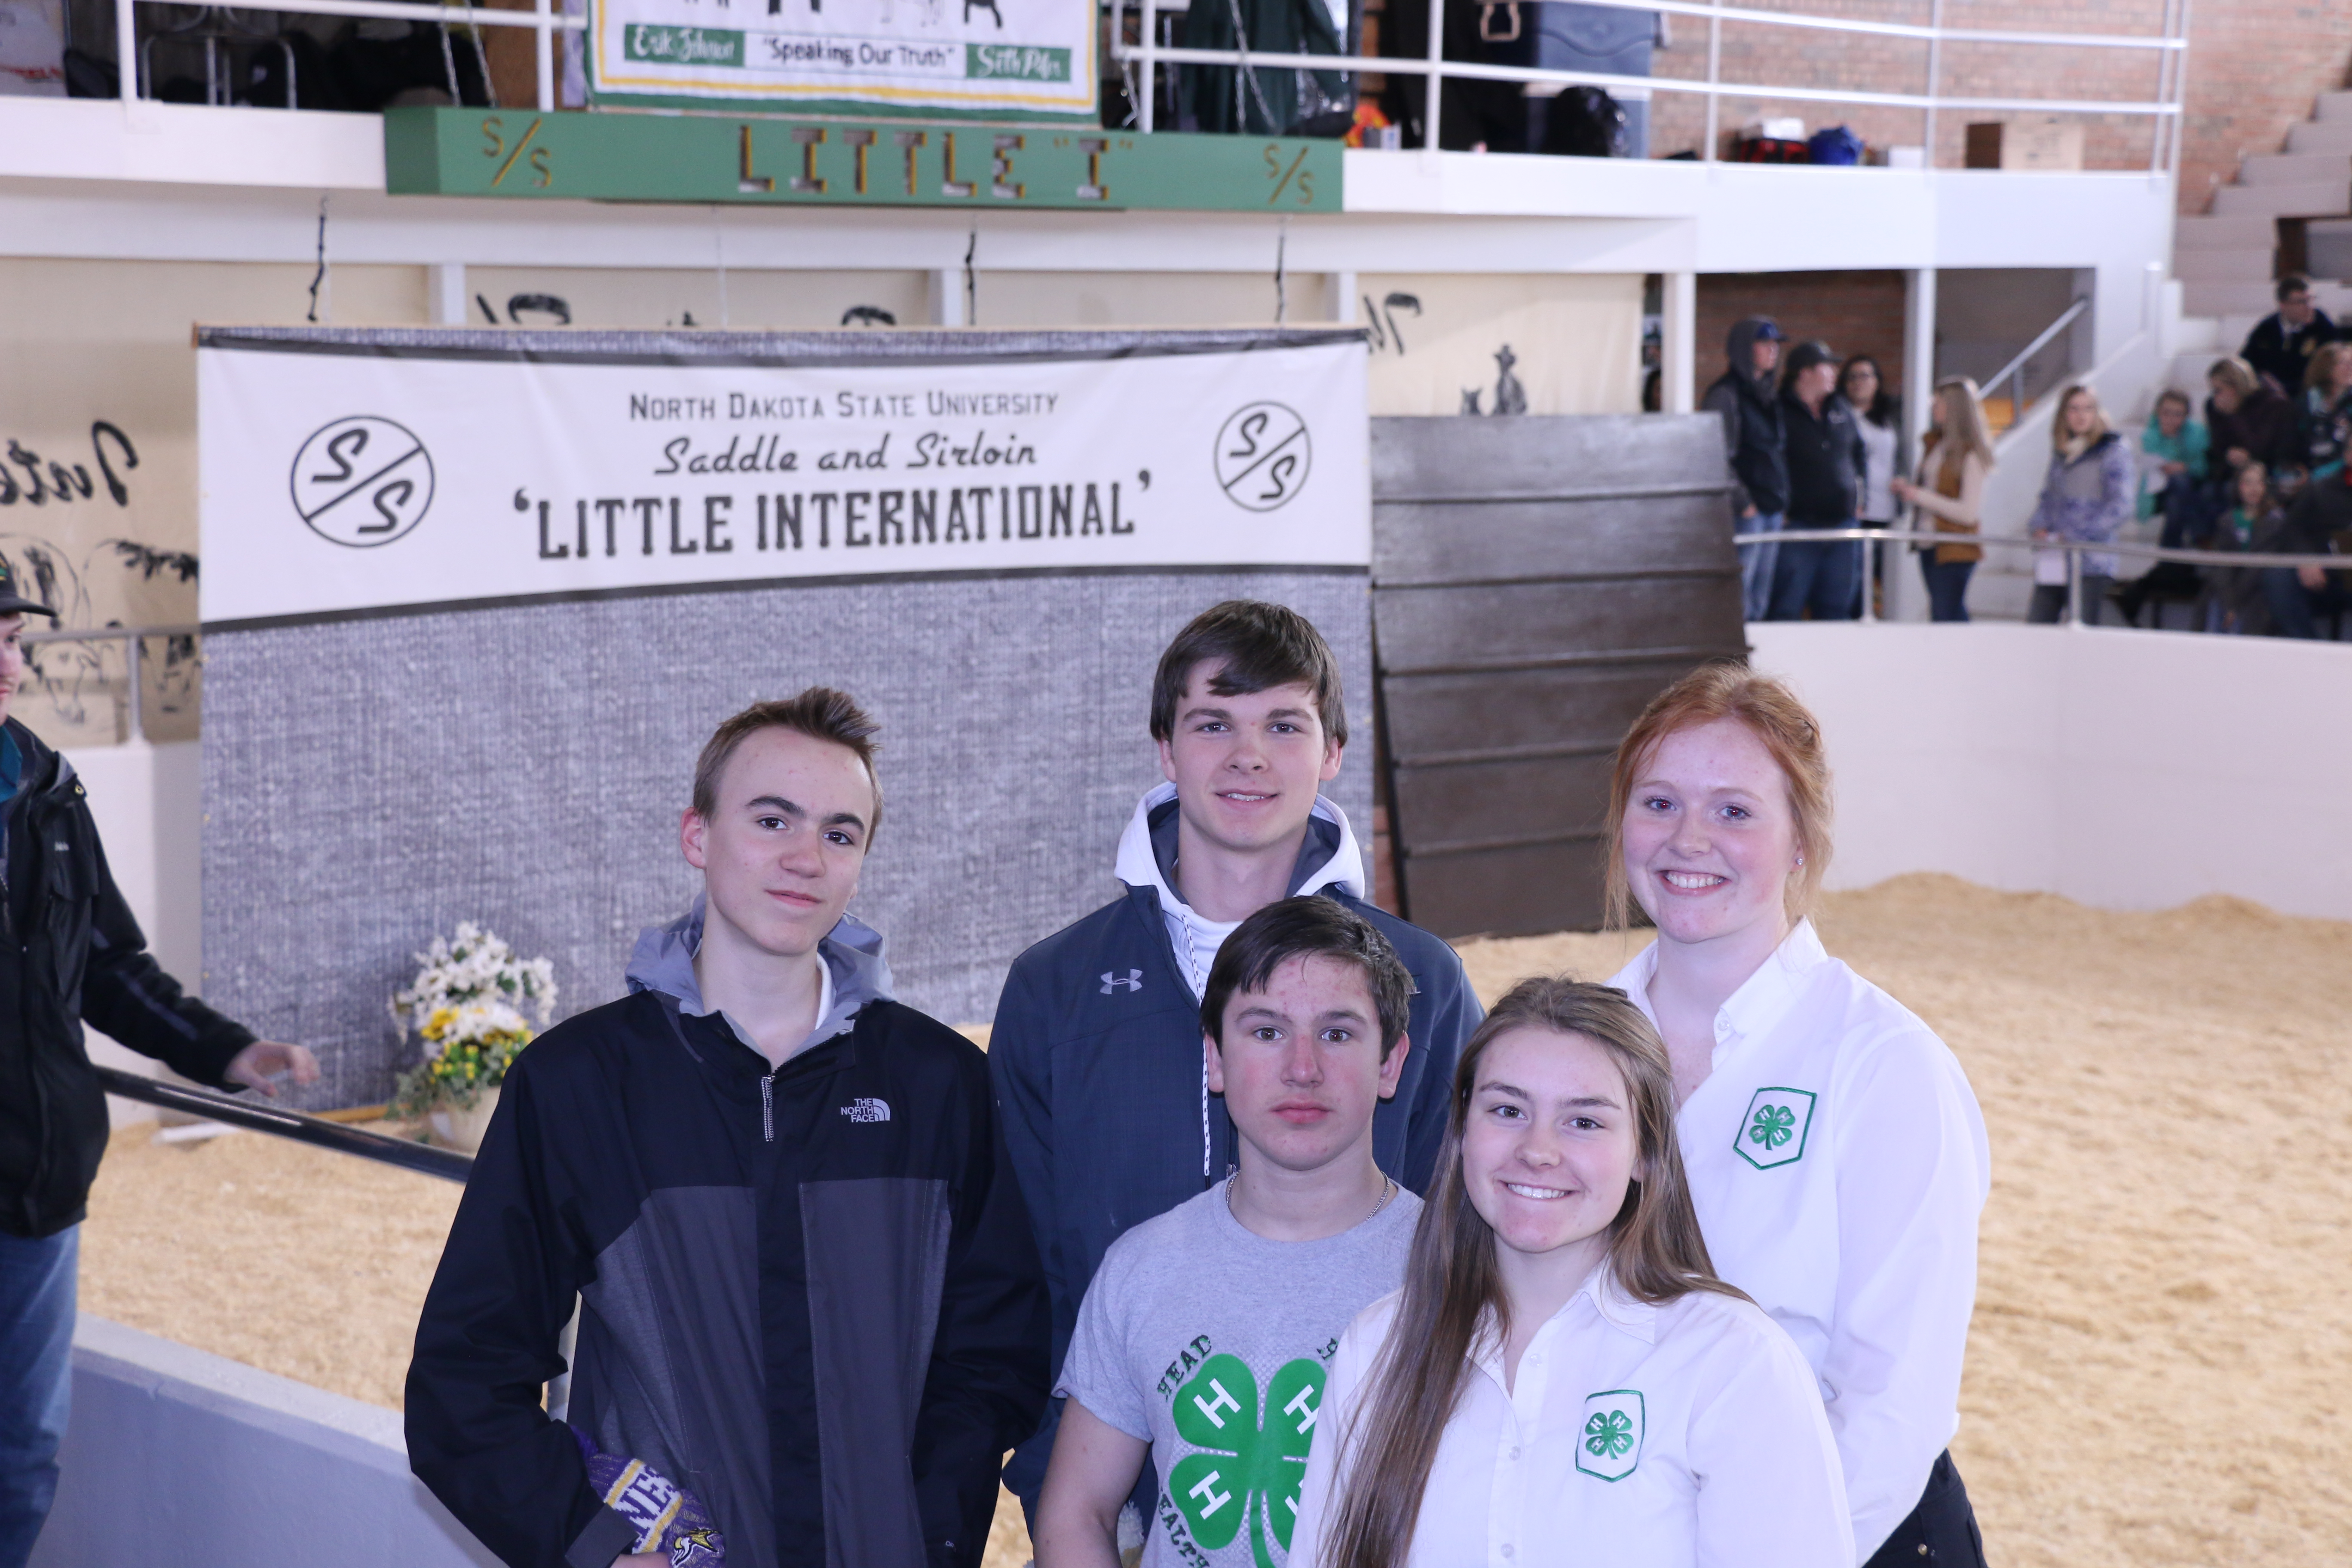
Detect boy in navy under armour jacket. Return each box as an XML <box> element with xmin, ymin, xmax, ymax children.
<box><xmin>989</xmin><ymin>601</ymin><xmax>1479</xmax><ymax>1528</ymax></box>
<box><xmin>407</xmin><ymin>691</ymin><xmax>1049</xmax><ymax>1568</ymax></box>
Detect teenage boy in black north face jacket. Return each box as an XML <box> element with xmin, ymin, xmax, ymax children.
<box><xmin>988</xmin><ymin>601</ymin><xmax>1480</xmax><ymax>1532</ymax></box>
<box><xmin>407</xmin><ymin>690</ymin><xmax>1049</xmax><ymax>1568</ymax></box>
<box><xmin>0</xmin><ymin>565</ymin><xmax>318</xmax><ymax>1567</ymax></box>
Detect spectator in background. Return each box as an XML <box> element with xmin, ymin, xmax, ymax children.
<box><xmin>1702</xmin><ymin>317</ymin><xmax>1790</xmax><ymax>621</ymax></box>
<box><xmin>2259</xmin><ymin>456</ymin><xmax>2352</xmax><ymax>639</ymax></box>
<box><xmin>2025</xmin><ymin>383</ymin><xmax>2135</xmax><ymax>625</ymax></box>
<box><xmin>2205</xmin><ymin>461</ymin><xmax>2283</xmax><ymax>634</ymax></box>
<box><xmin>1768</xmin><ymin>340</ymin><xmax>1868</xmax><ymax>621</ymax></box>
<box><xmin>2206</xmin><ymin>356</ymin><xmax>2300</xmax><ymax>484</ymax></box>
<box><xmin>2240</xmin><ymin>275</ymin><xmax>2337</xmax><ymax>395</ymax></box>
<box><xmin>1893</xmin><ymin>376</ymin><xmax>1994</xmax><ymax>622</ymax></box>
<box><xmin>2294</xmin><ymin>340</ymin><xmax>2352</xmax><ymax>479</ymax></box>
<box><xmin>2138</xmin><ymin>388</ymin><xmax>2209</xmax><ymax>523</ymax></box>
<box><xmin>1838</xmin><ymin>355</ymin><xmax>1903</xmax><ymax>614</ymax></box>
<box><xmin>2116</xmin><ymin>389</ymin><xmax>2211</xmax><ymax>627</ymax></box>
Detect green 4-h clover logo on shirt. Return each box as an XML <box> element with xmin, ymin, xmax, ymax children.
<box><xmin>1576</xmin><ymin>1389</ymin><xmax>1645</xmax><ymax>1481</ymax></box>
<box><xmin>1735</xmin><ymin>1086</ymin><xmax>1818</xmax><ymax>1170</ymax></box>
<box><xmin>1169</xmin><ymin>1353</ymin><xmax>1323</xmax><ymax>1568</ymax></box>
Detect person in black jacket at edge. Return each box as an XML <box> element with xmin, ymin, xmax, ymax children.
<box><xmin>406</xmin><ymin>689</ymin><xmax>1049</xmax><ymax>1568</ymax></box>
<box><xmin>2240</xmin><ymin>274</ymin><xmax>2338</xmax><ymax>397</ymax></box>
<box><xmin>1769</xmin><ymin>339</ymin><xmax>1870</xmax><ymax>621</ymax></box>
<box><xmin>0</xmin><ymin>565</ymin><xmax>319</xmax><ymax>1568</ymax></box>
<box><xmin>2260</xmin><ymin>457</ymin><xmax>2352</xmax><ymax>638</ymax></box>
<box><xmin>988</xmin><ymin>600</ymin><xmax>1481</xmax><ymax>1542</ymax></box>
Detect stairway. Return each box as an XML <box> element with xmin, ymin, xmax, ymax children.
<box><xmin>2178</xmin><ymin>89</ymin><xmax>2352</xmax><ymax>335</ymax></box>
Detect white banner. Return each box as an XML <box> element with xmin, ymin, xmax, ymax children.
<box><xmin>588</xmin><ymin>0</ymin><xmax>1096</xmax><ymax>117</ymax></box>
<box><xmin>197</xmin><ymin>334</ymin><xmax>1368</xmax><ymax>626</ymax></box>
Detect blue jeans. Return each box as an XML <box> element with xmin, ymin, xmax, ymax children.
<box><xmin>1738</xmin><ymin>511</ymin><xmax>1785</xmax><ymax>622</ymax></box>
<box><xmin>2262</xmin><ymin>567</ymin><xmax>2352</xmax><ymax>638</ymax></box>
<box><xmin>0</xmin><ymin>1226</ymin><xmax>75</xmax><ymax>1568</ymax></box>
<box><xmin>1766</xmin><ymin>537</ymin><xmax>1861</xmax><ymax>621</ymax></box>
<box><xmin>1920</xmin><ymin>556</ymin><xmax>1975</xmax><ymax>622</ymax></box>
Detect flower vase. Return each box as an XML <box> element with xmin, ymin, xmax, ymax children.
<box><xmin>428</xmin><ymin>1087</ymin><xmax>501</xmax><ymax>1154</ymax></box>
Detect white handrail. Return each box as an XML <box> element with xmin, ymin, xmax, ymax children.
<box><xmin>1123</xmin><ymin>44</ymin><xmax>2182</xmax><ymax>118</ymax></box>
<box><xmin>1115</xmin><ymin>0</ymin><xmax>2182</xmax><ymax>50</ymax></box>
<box><xmin>1734</xmin><ymin>526</ymin><xmax>2348</xmax><ymax>571</ymax></box>
<box><xmin>1737</xmin><ymin>525</ymin><xmax>2346</xmax><ymax>628</ymax></box>
<box><xmin>1118</xmin><ymin>0</ymin><xmax>2187</xmax><ymax>153</ymax></box>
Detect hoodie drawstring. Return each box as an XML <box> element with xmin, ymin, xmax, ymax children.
<box><xmin>1177</xmin><ymin>917</ymin><xmax>1213</xmax><ymax>1180</ymax></box>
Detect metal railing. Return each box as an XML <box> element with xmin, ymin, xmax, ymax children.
<box><xmin>1982</xmin><ymin>297</ymin><xmax>2092</xmax><ymax>432</ymax></box>
<box><xmin>112</xmin><ymin>0</ymin><xmax>584</xmax><ymax>112</ymax></box>
<box><xmin>1735</xmin><ymin>524</ymin><xmax>2351</xmax><ymax>627</ymax></box>
<box><xmin>1117</xmin><ymin>0</ymin><xmax>2190</xmax><ymax>174</ymax></box>
<box><xmin>21</xmin><ymin>623</ymin><xmax>199</xmax><ymax>746</ymax></box>
<box><xmin>95</xmin><ymin>1064</ymin><xmax>474</xmax><ymax>1182</ymax></box>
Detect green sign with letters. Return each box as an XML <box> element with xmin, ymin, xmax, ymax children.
<box><xmin>381</xmin><ymin>108</ymin><xmax>1341</xmax><ymax>214</ymax></box>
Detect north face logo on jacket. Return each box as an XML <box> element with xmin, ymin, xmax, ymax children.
<box><xmin>838</xmin><ymin>1097</ymin><xmax>891</xmax><ymax>1122</ymax></box>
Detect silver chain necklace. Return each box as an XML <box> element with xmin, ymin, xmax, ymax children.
<box><xmin>1226</xmin><ymin>1171</ymin><xmax>1396</xmax><ymax>1229</ymax></box>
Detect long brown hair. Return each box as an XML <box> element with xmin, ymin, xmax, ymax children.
<box><xmin>1928</xmin><ymin>375</ymin><xmax>1996</xmax><ymax>474</ymax></box>
<box><xmin>1602</xmin><ymin>662</ymin><xmax>1834</xmax><ymax>929</ymax></box>
<box><xmin>1317</xmin><ymin>979</ymin><xmax>1743</xmax><ymax>1568</ymax></box>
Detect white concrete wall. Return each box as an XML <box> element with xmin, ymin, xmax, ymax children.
<box><xmin>1748</xmin><ymin>622</ymin><xmax>2352</xmax><ymax>922</ymax></box>
<box><xmin>62</xmin><ymin>740</ymin><xmax>204</xmax><ymax>1125</ymax></box>
<box><xmin>32</xmin><ymin>1315</ymin><xmax>496</xmax><ymax>1568</ymax></box>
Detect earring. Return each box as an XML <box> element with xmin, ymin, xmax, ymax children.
<box><xmin>1795</xmin><ymin>854</ymin><xmax>1805</xmax><ymax>867</ymax></box>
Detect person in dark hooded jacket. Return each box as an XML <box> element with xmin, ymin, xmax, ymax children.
<box><xmin>0</xmin><ymin>564</ymin><xmax>317</xmax><ymax>1568</ymax></box>
<box><xmin>1702</xmin><ymin>316</ymin><xmax>1790</xmax><ymax>621</ymax></box>
<box><xmin>1769</xmin><ymin>339</ymin><xmax>1870</xmax><ymax>621</ymax></box>
<box><xmin>407</xmin><ymin>689</ymin><xmax>1048</xmax><ymax>1568</ymax></box>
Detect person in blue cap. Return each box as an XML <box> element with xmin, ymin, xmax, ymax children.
<box><xmin>1703</xmin><ymin>317</ymin><xmax>1792</xmax><ymax>621</ymax></box>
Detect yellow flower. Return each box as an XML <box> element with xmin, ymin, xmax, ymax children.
<box><xmin>422</xmin><ymin>1006</ymin><xmax>458</xmax><ymax>1041</ymax></box>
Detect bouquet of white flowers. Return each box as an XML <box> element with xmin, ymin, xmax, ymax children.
<box><xmin>389</xmin><ymin>923</ymin><xmax>557</xmax><ymax>1118</ymax></box>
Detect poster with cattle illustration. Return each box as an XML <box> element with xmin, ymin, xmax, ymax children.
<box><xmin>587</xmin><ymin>0</ymin><xmax>1096</xmax><ymax>119</ymax></box>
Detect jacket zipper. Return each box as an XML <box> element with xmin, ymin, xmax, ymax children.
<box><xmin>760</xmin><ymin>1071</ymin><xmax>775</xmax><ymax>1143</ymax></box>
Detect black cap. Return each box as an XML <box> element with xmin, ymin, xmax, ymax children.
<box><xmin>0</xmin><ymin>564</ymin><xmax>58</xmax><ymax>619</ymax></box>
<box><xmin>1784</xmin><ymin>339</ymin><xmax>1837</xmax><ymax>376</ymax></box>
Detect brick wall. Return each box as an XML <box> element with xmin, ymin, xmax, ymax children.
<box><xmin>1635</xmin><ymin>0</ymin><xmax>2352</xmax><ymax>214</ymax></box>
<box><xmin>1694</xmin><ymin>270</ymin><xmax>1910</xmax><ymax>394</ymax></box>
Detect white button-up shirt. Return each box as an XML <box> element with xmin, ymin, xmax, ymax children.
<box><xmin>1608</xmin><ymin>920</ymin><xmax>1990</xmax><ymax>1563</ymax></box>
<box><xmin>1291</xmin><ymin>1269</ymin><xmax>1852</xmax><ymax>1568</ymax></box>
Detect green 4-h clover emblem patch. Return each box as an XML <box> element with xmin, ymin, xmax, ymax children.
<box><xmin>1575</xmin><ymin>1388</ymin><xmax>1645</xmax><ymax>1482</ymax></box>
<box><xmin>1168</xmin><ymin>1353</ymin><xmax>1323</xmax><ymax>1568</ymax></box>
<box><xmin>1735</xmin><ymin>1086</ymin><xmax>1817</xmax><ymax>1170</ymax></box>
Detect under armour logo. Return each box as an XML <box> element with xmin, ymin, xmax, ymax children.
<box><xmin>837</xmin><ymin>1098</ymin><xmax>890</xmax><ymax>1123</ymax></box>
<box><xmin>1100</xmin><ymin>970</ymin><xmax>1144</xmax><ymax>994</ymax></box>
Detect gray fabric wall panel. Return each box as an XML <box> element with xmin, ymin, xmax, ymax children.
<box><xmin>202</xmin><ymin>571</ymin><xmax>1372</xmax><ymax>1109</ymax></box>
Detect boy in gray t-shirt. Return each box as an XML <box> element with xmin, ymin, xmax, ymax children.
<box><xmin>1037</xmin><ymin>896</ymin><xmax>1428</xmax><ymax>1568</ymax></box>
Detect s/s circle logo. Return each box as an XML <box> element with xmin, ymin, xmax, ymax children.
<box><xmin>289</xmin><ymin>416</ymin><xmax>435</xmax><ymax>547</ymax></box>
<box><xmin>1214</xmin><ymin>402</ymin><xmax>1311</xmax><ymax>512</ymax></box>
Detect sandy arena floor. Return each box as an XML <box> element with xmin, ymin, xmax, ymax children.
<box><xmin>79</xmin><ymin>874</ymin><xmax>2352</xmax><ymax>1567</ymax></box>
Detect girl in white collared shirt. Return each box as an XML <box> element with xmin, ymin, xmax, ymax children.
<box><xmin>1291</xmin><ymin>978</ymin><xmax>1850</xmax><ymax>1568</ymax></box>
<box><xmin>1601</xmin><ymin>663</ymin><xmax>1990</xmax><ymax>1567</ymax></box>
